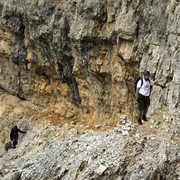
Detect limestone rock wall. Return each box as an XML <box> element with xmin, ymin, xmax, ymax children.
<box><xmin>0</xmin><ymin>0</ymin><xmax>180</xmax><ymax>179</ymax></box>
<box><xmin>0</xmin><ymin>0</ymin><xmax>179</xmax><ymax>125</ymax></box>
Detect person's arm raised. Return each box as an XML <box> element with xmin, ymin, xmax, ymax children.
<box><xmin>17</xmin><ymin>128</ymin><xmax>26</xmax><ymax>133</ymax></box>
<box><xmin>154</xmin><ymin>81</ymin><xmax>166</xmax><ymax>89</ymax></box>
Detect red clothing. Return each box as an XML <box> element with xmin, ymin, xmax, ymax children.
<box><xmin>10</xmin><ymin>126</ymin><xmax>25</xmax><ymax>141</ymax></box>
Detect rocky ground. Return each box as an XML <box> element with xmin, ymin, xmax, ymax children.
<box><xmin>0</xmin><ymin>0</ymin><xmax>180</xmax><ymax>179</ymax></box>
<box><xmin>0</xmin><ymin>92</ymin><xmax>179</xmax><ymax>180</ymax></box>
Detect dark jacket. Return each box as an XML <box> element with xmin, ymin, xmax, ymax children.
<box><xmin>10</xmin><ymin>126</ymin><xmax>26</xmax><ymax>141</ymax></box>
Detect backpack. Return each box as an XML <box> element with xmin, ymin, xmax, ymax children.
<box><xmin>135</xmin><ymin>77</ymin><xmax>143</xmax><ymax>92</ymax></box>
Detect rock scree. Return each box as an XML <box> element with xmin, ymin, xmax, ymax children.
<box><xmin>0</xmin><ymin>0</ymin><xmax>180</xmax><ymax>179</ymax></box>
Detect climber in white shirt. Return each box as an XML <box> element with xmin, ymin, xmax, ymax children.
<box><xmin>136</xmin><ymin>71</ymin><xmax>165</xmax><ymax>125</ymax></box>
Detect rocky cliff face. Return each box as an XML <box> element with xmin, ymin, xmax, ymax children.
<box><xmin>0</xmin><ymin>0</ymin><xmax>180</xmax><ymax>179</ymax></box>
<box><xmin>0</xmin><ymin>0</ymin><xmax>179</xmax><ymax>122</ymax></box>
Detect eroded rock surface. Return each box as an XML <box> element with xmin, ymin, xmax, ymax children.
<box><xmin>0</xmin><ymin>0</ymin><xmax>180</xmax><ymax>179</ymax></box>
<box><xmin>0</xmin><ymin>0</ymin><xmax>179</xmax><ymax>122</ymax></box>
<box><xmin>0</xmin><ymin>113</ymin><xmax>180</xmax><ymax>180</ymax></box>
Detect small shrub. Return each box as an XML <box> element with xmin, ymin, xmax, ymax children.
<box><xmin>5</xmin><ymin>141</ymin><xmax>13</xmax><ymax>152</ymax></box>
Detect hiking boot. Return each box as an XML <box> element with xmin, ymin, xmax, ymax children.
<box><xmin>138</xmin><ymin>118</ymin><xmax>143</xmax><ymax>125</ymax></box>
<box><xmin>142</xmin><ymin>115</ymin><xmax>147</xmax><ymax>121</ymax></box>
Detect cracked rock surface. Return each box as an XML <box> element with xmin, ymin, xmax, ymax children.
<box><xmin>0</xmin><ymin>114</ymin><xmax>180</xmax><ymax>180</ymax></box>
<box><xmin>0</xmin><ymin>0</ymin><xmax>180</xmax><ymax>179</ymax></box>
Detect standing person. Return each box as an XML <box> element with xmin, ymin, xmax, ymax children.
<box><xmin>10</xmin><ymin>125</ymin><xmax>26</xmax><ymax>148</ymax></box>
<box><xmin>136</xmin><ymin>71</ymin><xmax>165</xmax><ymax>125</ymax></box>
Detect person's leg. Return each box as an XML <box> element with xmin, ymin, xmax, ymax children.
<box><xmin>142</xmin><ymin>107</ymin><xmax>148</xmax><ymax>121</ymax></box>
<box><xmin>13</xmin><ymin>141</ymin><xmax>17</xmax><ymax>148</ymax></box>
<box><xmin>138</xmin><ymin>110</ymin><xmax>143</xmax><ymax>119</ymax></box>
<box><xmin>142</xmin><ymin>97</ymin><xmax>150</xmax><ymax>121</ymax></box>
<box><xmin>138</xmin><ymin>110</ymin><xmax>143</xmax><ymax>125</ymax></box>
<box><xmin>137</xmin><ymin>95</ymin><xmax>145</xmax><ymax>125</ymax></box>
<box><xmin>144</xmin><ymin>107</ymin><xmax>148</xmax><ymax>115</ymax></box>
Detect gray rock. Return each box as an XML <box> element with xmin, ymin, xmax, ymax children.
<box><xmin>0</xmin><ymin>0</ymin><xmax>180</xmax><ymax>180</ymax></box>
<box><xmin>95</xmin><ymin>164</ymin><xmax>107</xmax><ymax>175</ymax></box>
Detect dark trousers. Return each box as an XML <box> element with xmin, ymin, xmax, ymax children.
<box><xmin>11</xmin><ymin>139</ymin><xmax>18</xmax><ymax>148</ymax></box>
<box><xmin>137</xmin><ymin>94</ymin><xmax>150</xmax><ymax>111</ymax></box>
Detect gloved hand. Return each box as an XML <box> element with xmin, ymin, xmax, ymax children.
<box><xmin>160</xmin><ymin>85</ymin><xmax>166</xmax><ymax>89</ymax></box>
